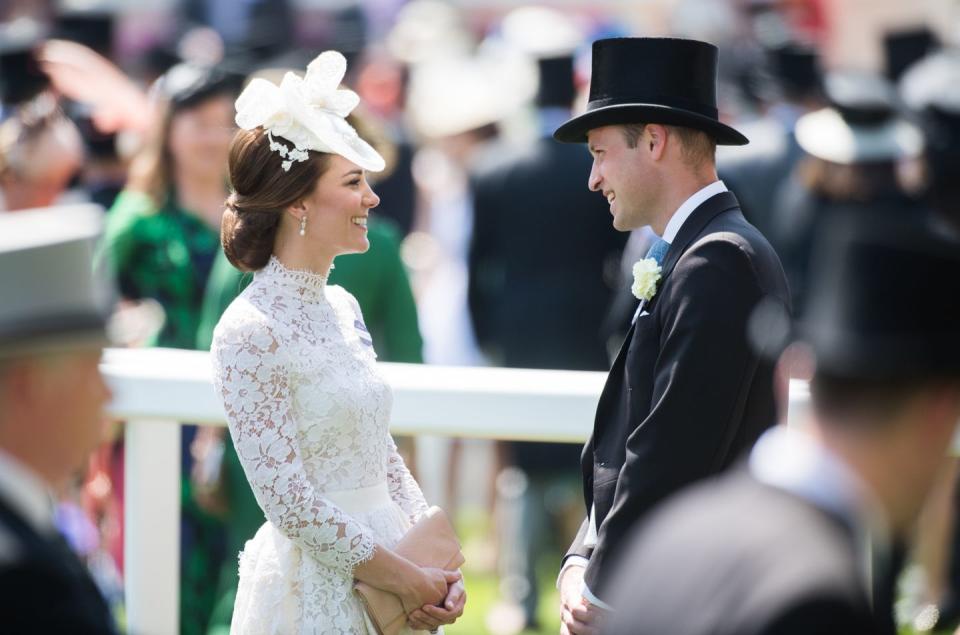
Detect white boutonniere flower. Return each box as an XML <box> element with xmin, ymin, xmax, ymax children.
<box><xmin>631</xmin><ymin>258</ymin><xmax>662</xmax><ymax>301</ymax></box>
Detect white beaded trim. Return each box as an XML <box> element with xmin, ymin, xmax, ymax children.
<box><xmin>267</xmin><ymin>131</ymin><xmax>310</xmax><ymax>172</ymax></box>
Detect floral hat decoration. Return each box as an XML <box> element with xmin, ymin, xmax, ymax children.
<box><xmin>234</xmin><ymin>51</ymin><xmax>386</xmax><ymax>173</ymax></box>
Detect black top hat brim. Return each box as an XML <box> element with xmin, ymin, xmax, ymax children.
<box><xmin>553</xmin><ymin>103</ymin><xmax>749</xmax><ymax>145</ymax></box>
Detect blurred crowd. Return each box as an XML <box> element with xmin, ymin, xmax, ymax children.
<box><xmin>3</xmin><ymin>0</ymin><xmax>960</xmax><ymax>633</ymax></box>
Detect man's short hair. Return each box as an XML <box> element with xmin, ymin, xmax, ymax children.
<box><xmin>810</xmin><ymin>372</ymin><xmax>956</xmax><ymax>425</ymax></box>
<box><xmin>620</xmin><ymin>123</ymin><xmax>716</xmax><ymax>167</ymax></box>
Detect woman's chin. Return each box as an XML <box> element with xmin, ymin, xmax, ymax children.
<box><xmin>344</xmin><ymin>239</ymin><xmax>370</xmax><ymax>255</ymax></box>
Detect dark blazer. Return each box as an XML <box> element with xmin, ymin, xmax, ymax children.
<box><xmin>604</xmin><ymin>469</ymin><xmax>890</xmax><ymax>635</ymax></box>
<box><xmin>468</xmin><ymin>136</ymin><xmax>627</xmax><ymax>373</ymax></box>
<box><xmin>569</xmin><ymin>191</ymin><xmax>791</xmax><ymax>599</ymax></box>
<box><xmin>468</xmin><ymin>136</ymin><xmax>626</xmax><ymax>472</ymax></box>
<box><xmin>718</xmin><ymin>117</ymin><xmax>805</xmax><ymax>240</ymax></box>
<box><xmin>0</xmin><ymin>494</ymin><xmax>117</xmax><ymax>634</ymax></box>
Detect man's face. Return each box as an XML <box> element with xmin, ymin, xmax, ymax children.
<box><xmin>51</xmin><ymin>349</ymin><xmax>112</xmax><ymax>481</ymax></box>
<box><xmin>1</xmin><ymin>347</ymin><xmax>113</xmax><ymax>485</ymax></box>
<box><xmin>587</xmin><ymin>125</ymin><xmax>655</xmax><ymax>232</ymax></box>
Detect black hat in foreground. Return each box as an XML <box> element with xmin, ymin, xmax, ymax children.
<box><xmin>554</xmin><ymin>37</ymin><xmax>748</xmax><ymax>145</ymax></box>
<box><xmin>750</xmin><ymin>214</ymin><xmax>960</xmax><ymax>380</ymax></box>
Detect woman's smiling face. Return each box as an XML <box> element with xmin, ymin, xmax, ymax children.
<box><xmin>301</xmin><ymin>153</ymin><xmax>381</xmax><ymax>258</ymax></box>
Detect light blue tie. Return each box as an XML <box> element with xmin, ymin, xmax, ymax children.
<box><xmin>645</xmin><ymin>238</ymin><xmax>670</xmax><ymax>266</ymax></box>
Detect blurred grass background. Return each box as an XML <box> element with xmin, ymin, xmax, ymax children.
<box><xmin>447</xmin><ymin>507</ymin><xmax>561</xmax><ymax>635</ymax></box>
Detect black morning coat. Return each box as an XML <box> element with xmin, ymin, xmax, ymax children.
<box><xmin>605</xmin><ymin>467</ymin><xmax>891</xmax><ymax>635</ymax></box>
<box><xmin>567</xmin><ymin>190</ymin><xmax>792</xmax><ymax>599</ymax></box>
<box><xmin>0</xmin><ymin>493</ymin><xmax>117</xmax><ymax>634</ymax></box>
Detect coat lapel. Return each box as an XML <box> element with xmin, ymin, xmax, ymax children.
<box><xmin>592</xmin><ymin>191</ymin><xmax>742</xmax><ymax>438</ymax></box>
<box><xmin>659</xmin><ymin>191</ymin><xmax>741</xmax><ymax>281</ymax></box>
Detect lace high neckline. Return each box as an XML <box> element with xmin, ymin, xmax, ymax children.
<box><xmin>260</xmin><ymin>256</ymin><xmax>331</xmax><ymax>301</ymax></box>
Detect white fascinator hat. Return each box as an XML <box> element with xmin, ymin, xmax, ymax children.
<box><xmin>234</xmin><ymin>50</ymin><xmax>386</xmax><ymax>173</ymax></box>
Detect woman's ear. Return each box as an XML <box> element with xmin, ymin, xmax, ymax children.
<box><xmin>285</xmin><ymin>199</ymin><xmax>306</xmax><ymax>222</ymax></box>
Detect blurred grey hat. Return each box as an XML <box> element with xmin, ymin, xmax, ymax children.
<box><xmin>0</xmin><ymin>205</ymin><xmax>113</xmax><ymax>358</ymax></box>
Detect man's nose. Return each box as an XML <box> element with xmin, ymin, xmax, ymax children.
<box><xmin>588</xmin><ymin>163</ymin><xmax>601</xmax><ymax>192</ymax></box>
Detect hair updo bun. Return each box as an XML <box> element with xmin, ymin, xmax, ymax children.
<box><xmin>221</xmin><ymin>128</ymin><xmax>331</xmax><ymax>272</ymax></box>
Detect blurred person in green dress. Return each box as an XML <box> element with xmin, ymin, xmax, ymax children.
<box><xmin>98</xmin><ymin>62</ymin><xmax>240</xmax><ymax>635</ymax></box>
<box><xmin>101</xmin><ymin>63</ymin><xmax>239</xmax><ymax>349</ymax></box>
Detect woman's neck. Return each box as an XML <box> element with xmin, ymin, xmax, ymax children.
<box><xmin>272</xmin><ymin>229</ymin><xmax>335</xmax><ymax>278</ymax></box>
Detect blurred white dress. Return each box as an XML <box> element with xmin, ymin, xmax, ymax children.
<box><xmin>211</xmin><ymin>256</ymin><xmax>430</xmax><ymax>634</ymax></box>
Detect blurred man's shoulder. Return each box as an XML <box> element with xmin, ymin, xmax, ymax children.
<box><xmin>0</xmin><ymin>521</ymin><xmax>27</xmax><ymax>569</ymax></box>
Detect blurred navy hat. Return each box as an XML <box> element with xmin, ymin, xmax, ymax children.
<box><xmin>744</xmin><ymin>41</ymin><xmax>823</xmax><ymax>106</ymax></box>
<box><xmin>795</xmin><ymin>71</ymin><xmax>923</xmax><ymax>164</ymax></box>
<box><xmin>900</xmin><ymin>49</ymin><xmax>960</xmax><ymax>151</ymax></box>
<box><xmin>535</xmin><ymin>56</ymin><xmax>577</xmax><ymax>109</ymax></box>
<box><xmin>153</xmin><ymin>63</ymin><xmax>243</xmax><ymax>111</ymax></box>
<box><xmin>554</xmin><ymin>37</ymin><xmax>749</xmax><ymax>145</ymax></box>
<box><xmin>0</xmin><ymin>205</ymin><xmax>114</xmax><ymax>358</ymax></box>
<box><xmin>750</xmin><ymin>213</ymin><xmax>960</xmax><ymax>380</ymax></box>
<box><xmin>54</xmin><ymin>8</ymin><xmax>115</xmax><ymax>58</ymax></box>
<box><xmin>498</xmin><ymin>6</ymin><xmax>583</xmax><ymax>109</ymax></box>
<box><xmin>770</xmin><ymin>42</ymin><xmax>823</xmax><ymax>99</ymax></box>
<box><xmin>0</xmin><ymin>18</ymin><xmax>50</xmax><ymax>107</ymax></box>
<box><xmin>883</xmin><ymin>27</ymin><xmax>938</xmax><ymax>83</ymax></box>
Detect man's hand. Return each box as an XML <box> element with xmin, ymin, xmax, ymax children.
<box><xmin>559</xmin><ymin>565</ymin><xmax>605</xmax><ymax>635</ymax></box>
<box><xmin>407</xmin><ymin>578</ymin><xmax>466</xmax><ymax>631</ymax></box>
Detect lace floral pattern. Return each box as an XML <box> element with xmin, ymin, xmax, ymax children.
<box><xmin>211</xmin><ymin>256</ymin><xmax>429</xmax><ymax>633</ymax></box>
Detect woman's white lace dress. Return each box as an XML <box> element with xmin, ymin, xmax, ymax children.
<box><xmin>211</xmin><ymin>257</ymin><xmax>431</xmax><ymax>634</ymax></box>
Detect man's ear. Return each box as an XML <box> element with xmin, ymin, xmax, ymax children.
<box><xmin>646</xmin><ymin>124</ymin><xmax>667</xmax><ymax>160</ymax></box>
<box><xmin>915</xmin><ymin>383</ymin><xmax>960</xmax><ymax>446</ymax></box>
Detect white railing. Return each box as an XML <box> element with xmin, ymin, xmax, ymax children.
<box><xmin>103</xmin><ymin>347</ymin><xmax>811</xmax><ymax>635</ymax></box>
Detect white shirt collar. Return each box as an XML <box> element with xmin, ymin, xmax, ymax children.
<box><xmin>660</xmin><ymin>180</ymin><xmax>728</xmax><ymax>244</ymax></box>
<box><xmin>0</xmin><ymin>449</ymin><xmax>55</xmax><ymax>532</ymax></box>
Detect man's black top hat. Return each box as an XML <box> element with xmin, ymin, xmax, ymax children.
<box><xmin>554</xmin><ymin>37</ymin><xmax>748</xmax><ymax>145</ymax></box>
<box><xmin>751</xmin><ymin>214</ymin><xmax>960</xmax><ymax>380</ymax></box>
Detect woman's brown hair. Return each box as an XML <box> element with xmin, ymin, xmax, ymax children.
<box><xmin>221</xmin><ymin>128</ymin><xmax>331</xmax><ymax>271</ymax></box>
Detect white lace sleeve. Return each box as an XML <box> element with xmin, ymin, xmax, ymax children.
<box><xmin>212</xmin><ymin>319</ymin><xmax>376</xmax><ymax>575</ymax></box>
<box><xmin>386</xmin><ymin>436</ymin><xmax>430</xmax><ymax>525</ymax></box>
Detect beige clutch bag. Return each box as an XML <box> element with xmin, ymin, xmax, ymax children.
<box><xmin>354</xmin><ymin>506</ymin><xmax>465</xmax><ymax>635</ymax></box>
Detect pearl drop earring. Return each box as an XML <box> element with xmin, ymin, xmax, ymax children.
<box><xmin>299</xmin><ymin>216</ymin><xmax>307</xmax><ymax>237</ymax></box>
